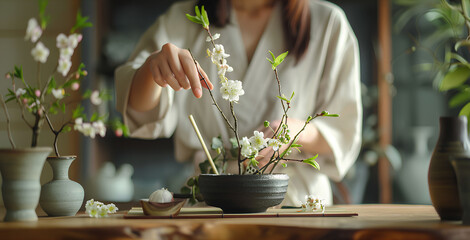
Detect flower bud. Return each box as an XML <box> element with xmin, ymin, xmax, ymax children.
<box><xmin>75</xmin><ymin>73</ymin><xmax>80</xmax><ymax>79</ymax></box>
<box><xmin>35</xmin><ymin>89</ymin><xmax>41</xmax><ymax>97</ymax></box>
<box><xmin>71</xmin><ymin>82</ymin><xmax>80</xmax><ymax>91</ymax></box>
<box><xmin>82</xmin><ymin>70</ymin><xmax>88</xmax><ymax>76</ymax></box>
<box><xmin>114</xmin><ymin>128</ymin><xmax>123</xmax><ymax>137</ymax></box>
<box><xmin>5</xmin><ymin>73</ymin><xmax>11</xmax><ymax>79</ymax></box>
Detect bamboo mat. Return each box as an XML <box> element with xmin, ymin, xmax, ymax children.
<box><xmin>124</xmin><ymin>207</ymin><xmax>358</xmax><ymax>219</ymax></box>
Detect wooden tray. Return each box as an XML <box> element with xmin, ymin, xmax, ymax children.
<box><xmin>124</xmin><ymin>207</ymin><xmax>358</xmax><ymax>219</ymax></box>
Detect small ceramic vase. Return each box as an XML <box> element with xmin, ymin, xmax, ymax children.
<box><xmin>39</xmin><ymin>156</ymin><xmax>84</xmax><ymax>216</ymax></box>
<box><xmin>0</xmin><ymin>147</ymin><xmax>51</xmax><ymax>222</ymax></box>
<box><xmin>429</xmin><ymin>116</ymin><xmax>470</xmax><ymax>220</ymax></box>
<box><xmin>450</xmin><ymin>157</ymin><xmax>470</xmax><ymax>225</ymax></box>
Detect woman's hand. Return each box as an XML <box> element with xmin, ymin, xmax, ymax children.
<box><xmin>144</xmin><ymin>43</ymin><xmax>213</xmax><ymax>97</ymax></box>
<box><xmin>129</xmin><ymin>43</ymin><xmax>213</xmax><ymax>112</ymax></box>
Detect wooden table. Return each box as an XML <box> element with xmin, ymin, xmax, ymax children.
<box><xmin>0</xmin><ymin>204</ymin><xmax>469</xmax><ymax>240</ymax></box>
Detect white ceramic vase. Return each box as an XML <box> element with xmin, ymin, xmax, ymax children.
<box><xmin>39</xmin><ymin>156</ymin><xmax>84</xmax><ymax>216</ymax></box>
<box><xmin>0</xmin><ymin>147</ymin><xmax>51</xmax><ymax>222</ymax></box>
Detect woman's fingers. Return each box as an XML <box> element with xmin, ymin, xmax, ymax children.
<box><xmin>198</xmin><ymin>65</ymin><xmax>213</xmax><ymax>90</ymax></box>
<box><xmin>149</xmin><ymin>43</ymin><xmax>213</xmax><ymax>98</ymax></box>
<box><xmin>180</xmin><ymin>50</ymin><xmax>204</xmax><ymax>98</ymax></box>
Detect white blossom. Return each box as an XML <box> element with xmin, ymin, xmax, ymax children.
<box><xmin>74</xmin><ymin>118</ymin><xmax>83</xmax><ymax>131</ymax></box>
<box><xmin>60</xmin><ymin>47</ymin><xmax>74</xmax><ymax>60</ymax></box>
<box><xmin>51</xmin><ymin>88</ymin><xmax>65</xmax><ymax>99</ymax></box>
<box><xmin>15</xmin><ymin>88</ymin><xmax>26</xmax><ymax>97</ymax></box>
<box><xmin>240</xmin><ymin>137</ymin><xmax>258</xmax><ymax>158</ymax></box>
<box><xmin>93</xmin><ymin>120</ymin><xmax>106</xmax><ymax>137</ymax></box>
<box><xmin>25</xmin><ymin>18</ymin><xmax>42</xmax><ymax>42</ymax></box>
<box><xmin>85</xmin><ymin>199</ymin><xmax>118</xmax><ymax>218</ymax></box>
<box><xmin>56</xmin><ymin>33</ymin><xmax>69</xmax><ymax>49</ymax></box>
<box><xmin>90</xmin><ymin>90</ymin><xmax>102</xmax><ymax>105</ymax></box>
<box><xmin>81</xmin><ymin>122</ymin><xmax>96</xmax><ymax>138</ymax></box>
<box><xmin>31</xmin><ymin>42</ymin><xmax>49</xmax><ymax>63</ymax></box>
<box><xmin>300</xmin><ymin>195</ymin><xmax>326</xmax><ymax>213</ymax></box>
<box><xmin>211</xmin><ymin>44</ymin><xmax>230</xmax><ymax>63</ymax></box>
<box><xmin>106</xmin><ymin>203</ymin><xmax>118</xmax><ymax>214</ymax></box>
<box><xmin>217</xmin><ymin>58</ymin><xmax>233</xmax><ymax>77</ymax></box>
<box><xmin>220</xmin><ymin>80</ymin><xmax>244</xmax><ymax>102</ymax></box>
<box><xmin>206</xmin><ymin>33</ymin><xmax>220</xmax><ymax>42</ymax></box>
<box><xmin>57</xmin><ymin>58</ymin><xmax>72</xmax><ymax>77</ymax></box>
<box><xmin>268</xmin><ymin>139</ymin><xmax>282</xmax><ymax>151</ymax></box>
<box><xmin>250</xmin><ymin>131</ymin><xmax>268</xmax><ymax>150</ymax></box>
<box><xmin>68</xmin><ymin>33</ymin><xmax>82</xmax><ymax>49</ymax></box>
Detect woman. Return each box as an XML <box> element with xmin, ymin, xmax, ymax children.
<box><xmin>115</xmin><ymin>0</ymin><xmax>362</xmax><ymax>206</ymax></box>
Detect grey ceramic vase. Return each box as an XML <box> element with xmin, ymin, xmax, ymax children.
<box><xmin>0</xmin><ymin>147</ymin><xmax>51</xmax><ymax>222</ymax></box>
<box><xmin>450</xmin><ymin>157</ymin><xmax>470</xmax><ymax>225</ymax></box>
<box><xmin>39</xmin><ymin>156</ymin><xmax>84</xmax><ymax>216</ymax></box>
<box><xmin>198</xmin><ymin>174</ymin><xmax>289</xmax><ymax>213</ymax></box>
<box><xmin>429</xmin><ymin>116</ymin><xmax>470</xmax><ymax>220</ymax></box>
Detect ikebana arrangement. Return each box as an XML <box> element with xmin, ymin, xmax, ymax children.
<box><xmin>0</xmin><ymin>0</ymin><xmax>127</xmax><ymax>221</ymax></box>
<box><xmin>174</xmin><ymin>6</ymin><xmax>336</xmax><ymax>212</ymax></box>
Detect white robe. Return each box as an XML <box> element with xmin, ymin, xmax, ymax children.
<box><xmin>115</xmin><ymin>0</ymin><xmax>362</xmax><ymax>206</ymax></box>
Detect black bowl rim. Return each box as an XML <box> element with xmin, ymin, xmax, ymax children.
<box><xmin>199</xmin><ymin>173</ymin><xmax>289</xmax><ymax>180</ymax></box>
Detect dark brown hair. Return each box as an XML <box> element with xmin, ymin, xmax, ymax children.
<box><xmin>196</xmin><ymin>0</ymin><xmax>311</xmax><ymax>62</ymax></box>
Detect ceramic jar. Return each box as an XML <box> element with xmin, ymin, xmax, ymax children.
<box><xmin>429</xmin><ymin>116</ymin><xmax>470</xmax><ymax>220</ymax></box>
<box><xmin>0</xmin><ymin>147</ymin><xmax>51</xmax><ymax>222</ymax></box>
<box><xmin>39</xmin><ymin>156</ymin><xmax>84</xmax><ymax>216</ymax></box>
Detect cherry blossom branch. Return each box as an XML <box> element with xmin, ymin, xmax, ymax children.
<box><xmin>0</xmin><ymin>95</ymin><xmax>16</xmax><ymax>149</ymax></box>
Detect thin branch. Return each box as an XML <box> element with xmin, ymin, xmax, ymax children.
<box><xmin>0</xmin><ymin>95</ymin><xmax>16</xmax><ymax>149</ymax></box>
<box><xmin>188</xmin><ymin>50</ymin><xmax>236</xmax><ymax>132</ymax></box>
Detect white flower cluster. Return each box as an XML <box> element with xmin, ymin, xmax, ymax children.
<box><xmin>85</xmin><ymin>199</ymin><xmax>118</xmax><ymax>218</ymax></box>
<box><xmin>240</xmin><ymin>131</ymin><xmax>284</xmax><ymax>161</ymax></box>
<box><xmin>206</xmin><ymin>34</ymin><xmax>244</xmax><ymax>103</ymax></box>
<box><xmin>56</xmin><ymin>33</ymin><xmax>82</xmax><ymax>77</ymax></box>
<box><xmin>26</xmin><ymin>18</ymin><xmax>49</xmax><ymax>64</ymax></box>
<box><xmin>300</xmin><ymin>195</ymin><xmax>325</xmax><ymax>213</ymax></box>
<box><xmin>74</xmin><ymin>118</ymin><xmax>106</xmax><ymax>138</ymax></box>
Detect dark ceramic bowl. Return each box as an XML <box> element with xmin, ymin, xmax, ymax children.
<box><xmin>198</xmin><ymin>174</ymin><xmax>289</xmax><ymax>213</ymax></box>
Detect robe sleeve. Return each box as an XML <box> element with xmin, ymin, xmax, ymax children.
<box><xmin>114</xmin><ymin>2</ymin><xmax>194</xmax><ymax>139</ymax></box>
<box><xmin>311</xmin><ymin>7</ymin><xmax>363</xmax><ymax>182</ymax></box>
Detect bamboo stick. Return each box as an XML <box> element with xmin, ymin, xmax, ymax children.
<box><xmin>188</xmin><ymin>115</ymin><xmax>219</xmax><ymax>175</ymax></box>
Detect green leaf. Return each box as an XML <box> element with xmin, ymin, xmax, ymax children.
<box><xmin>290</xmin><ymin>91</ymin><xmax>295</xmax><ymax>100</ymax></box>
<box><xmin>83</xmin><ymin>89</ymin><xmax>92</xmax><ymax>98</ymax></box>
<box><xmin>39</xmin><ymin>0</ymin><xmax>50</xmax><ymax>29</ymax></box>
<box><xmin>71</xmin><ymin>10</ymin><xmax>93</xmax><ymax>33</ymax></box>
<box><xmin>90</xmin><ymin>112</ymin><xmax>99</xmax><ymax>122</ymax></box>
<box><xmin>303</xmin><ymin>154</ymin><xmax>320</xmax><ymax>170</ymax></box>
<box><xmin>281</xmin><ymin>163</ymin><xmax>287</xmax><ymax>168</ymax></box>
<box><xmin>276</xmin><ymin>95</ymin><xmax>289</xmax><ymax>102</ymax></box>
<box><xmin>187</xmin><ymin>177</ymin><xmax>195</xmax><ymax>187</ymax></box>
<box><xmin>459</xmin><ymin>102</ymin><xmax>470</xmax><ymax>118</ymax></box>
<box><xmin>250</xmin><ymin>158</ymin><xmax>259</xmax><ymax>167</ymax></box>
<box><xmin>326</xmin><ymin>114</ymin><xmax>340</xmax><ymax>117</ymax></box>
<box><xmin>269</xmin><ymin>51</ymin><xmax>275</xmax><ymax>61</ymax></box>
<box><xmin>440</xmin><ymin>66</ymin><xmax>470</xmax><ymax>91</ymax></box>
<box><xmin>266</xmin><ymin>58</ymin><xmax>274</xmax><ymax>65</ymax></box>
<box><xmin>186</xmin><ymin>14</ymin><xmax>203</xmax><ymax>25</ymax></box>
<box><xmin>275</xmin><ymin>51</ymin><xmax>288</xmax><ymax>65</ymax></box>
<box><xmin>61</xmin><ymin>102</ymin><xmax>66</xmax><ymax>113</ymax></box>
<box><xmin>47</xmin><ymin>77</ymin><xmax>56</xmax><ymax>94</ymax></box>
<box><xmin>180</xmin><ymin>186</ymin><xmax>191</xmax><ymax>194</ymax></box>
<box><xmin>62</xmin><ymin>125</ymin><xmax>72</xmax><ymax>133</ymax></box>
<box><xmin>291</xmin><ymin>144</ymin><xmax>302</xmax><ymax>148</ymax></box>
<box><xmin>195</xmin><ymin>5</ymin><xmax>201</xmax><ymax>17</ymax></box>
<box><xmin>72</xmin><ymin>104</ymin><xmax>85</xmax><ymax>119</ymax></box>
<box><xmin>201</xmin><ymin>6</ymin><xmax>209</xmax><ymax>28</ymax></box>
<box><xmin>211</xmin><ymin>137</ymin><xmax>223</xmax><ymax>150</ymax></box>
<box><xmin>450</xmin><ymin>90</ymin><xmax>470</xmax><ymax>107</ymax></box>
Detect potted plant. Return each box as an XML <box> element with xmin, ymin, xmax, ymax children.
<box><xmin>177</xmin><ymin>7</ymin><xmax>338</xmax><ymax>213</ymax></box>
<box><xmin>0</xmin><ymin>0</ymin><xmax>128</xmax><ymax>220</ymax></box>
<box><xmin>395</xmin><ymin>0</ymin><xmax>470</xmax><ymax>221</ymax></box>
